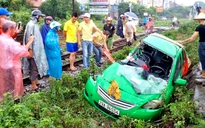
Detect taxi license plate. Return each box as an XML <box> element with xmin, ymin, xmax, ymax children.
<box><xmin>98</xmin><ymin>100</ymin><xmax>120</xmax><ymax>115</ymax></box>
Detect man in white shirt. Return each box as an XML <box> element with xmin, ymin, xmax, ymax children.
<box><xmin>172</xmin><ymin>16</ymin><xmax>177</xmax><ymax>29</ymax></box>
<box><xmin>124</xmin><ymin>17</ymin><xmax>136</xmax><ymax>46</ymax></box>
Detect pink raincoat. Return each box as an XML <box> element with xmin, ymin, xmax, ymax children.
<box><xmin>0</xmin><ymin>33</ymin><xmax>29</xmax><ymax>102</ymax></box>
<box><xmin>146</xmin><ymin>20</ymin><xmax>154</xmax><ymax>34</ymax></box>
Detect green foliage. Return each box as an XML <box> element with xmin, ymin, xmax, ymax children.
<box><xmin>162</xmin><ymin>86</ymin><xmax>204</xmax><ymax>128</ymax></box>
<box><xmin>39</xmin><ymin>0</ymin><xmax>81</xmax><ymax>19</ymax></box>
<box><xmin>0</xmin><ymin>19</ymin><xmax>204</xmax><ymax>127</ymax></box>
<box><xmin>112</xmin><ymin>116</ymin><xmax>152</xmax><ymax>128</ymax></box>
<box><xmin>178</xmin><ymin>21</ymin><xmax>198</xmax><ymax>35</ymax></box>
<box><xmin>0</xmin><ymin>68</ymin><xmax>104</xmax><ymax>127</ymax></box>
<box><xmin>118</xmin><ymin>2</ymin><xmax>156</xmax><ymax>18</ymax></box>
<box><xmin>163</xmin><ymin>6</ymin><xmax>190</xmax><ymax>19</ymax></box>
<box><xmin>91</xmin><ymin>15</ymin><xmax>105</xmax><ymax>21</ymax></box>
<box><xmin>0</xmin><ymin>0</ymin><xmax>31</xmax><ymax>11</ymax></box>
<box><xmin>10</xmin><ymin>7</ymin><xmax>31</xmax><ymax>29</ymax></box>
<box><xmin>162</xmin><ymin>30</ymin><xmax>178</xmax><ymax>40</ymax></box>
<box><xmin>112</xmin><ymin>46</ymin><xmax>133</xmax><ymax>61</ymax></box>
<box><xmin>0</xmin><ymin>0</ymin><xmax>32</xmax><ymax>29</ymax></box>
<box><xmin>118</xmin><ymin>2</ymin><xmax>189</xmax><ymax>19</ymax></box>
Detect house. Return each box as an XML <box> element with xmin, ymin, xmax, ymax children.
<box><xmin>28</xmin><ymin>0</ymin><xmax>44</xmax><ymax>9</ymax></box>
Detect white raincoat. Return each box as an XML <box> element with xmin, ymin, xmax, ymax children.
<box><xmin>22</xmin><ymin>17</ymin><xmax>48</xmax><ymax>77</ymax></box>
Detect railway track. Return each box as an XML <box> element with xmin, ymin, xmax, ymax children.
<box><xmin>22</xmin><ymin>28</ymin><xmax>167</xmax><ymax>86</ymax></box>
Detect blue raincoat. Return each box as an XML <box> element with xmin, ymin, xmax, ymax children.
<box><xmin>142</xmin><ymin>17</ymin><xmax>148</xmax><ymax>24</ymax></box>
<box><xmin>45</xmin><ymin>27</ymin><xmax>62</xmax><ymax>79</ymax></box>
<box><xmin>40</xmin><ymin>22</ymin><xmax>50</xmax><ymax>44</ymax></box>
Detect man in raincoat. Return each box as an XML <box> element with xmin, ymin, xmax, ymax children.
<box><xmin>22</xmin><ymin>10</ymin><xmax>48</xmax><ymax>91</ymax></box>
<box><xmin>0</xmin><ymin>19</ymin><xmax>34</xmax><ymax>102</ymax></box>
<box><xmin>45</xmin><ymin>21</ymin><xmax>62</xmax><ymax>79</ymax></box>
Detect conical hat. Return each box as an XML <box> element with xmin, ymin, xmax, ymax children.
<box><xmin>194</xmin><ymin>12</ymin><xmax>205</xmax><ymax>20</ymax></box>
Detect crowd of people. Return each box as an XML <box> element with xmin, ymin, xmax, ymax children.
<box><xmin>0</xmin><ymin>8</ymin><xmax>64</xmax><ymax>101</ymax></box>
<box><xmin>0</xmin><ymin>7</ymin><xmax>153</xmax><ymax>102</ymax></box>
<box><xmin>1</xmin><ymin>6</ymin><xmax>204</xmax><ymax>104</ymax></box>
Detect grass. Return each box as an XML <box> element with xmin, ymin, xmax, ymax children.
<box><xmin>1</xmin><ymin>19</ymin><xmax>204</xmax><ymax>128</ymax></box>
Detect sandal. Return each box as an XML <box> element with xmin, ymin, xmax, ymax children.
<box><xmin>37</xmin><ymin>83</ymin><xmax>46</xmax><ymax>88</ymax></box>
<box><xmin>32</xmin><ymin>87</ymin><xmax>41</xmax><ymax>92</ymax></box>
<box><xmin>70</xmin><ymin>67</ymin><xmax>77</xmax><ymax>71</ymax></box>
<box><xmin>195</xmin><ymin>75</ymin><xmax>205</xmax><ymax>82</ymax></box>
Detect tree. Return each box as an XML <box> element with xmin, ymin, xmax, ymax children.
<box><xmin>0</xmin><ymin>0</ymin><xmax>31</xmax><ymax>11</ymax></box>
<box><xmin>39</xmin><ymin>0</ymin><xmax>80</xmax><ymax>19</ymax></box>
<box><xmin>0</xmin><ymin>0</ymin><xmax>32</xmax><ymax>29</ymax></box>
<box><xmin>163</xmin><ymin>5</ymin><xmax>190</xmax><ymax>18</ymax></box>
<box><xmin>118</xmin><ymin>2</ymin><xmax>129</xmax><ymax>16</ymax></box>
<box><xmin>118</xmin><ymin>2</ymin><xmax>156</xmax><ymax>18</ymax></box>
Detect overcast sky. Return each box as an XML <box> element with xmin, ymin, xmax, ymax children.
<box><xmin>175</xmin><ymin>0</ymin><xmax>205</xmax><ymax>6</ymax></box>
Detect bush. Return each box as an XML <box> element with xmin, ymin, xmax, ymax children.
<box><xmin>10</xmin><ymin>7</ymin><xmax>31</xmax><ymax>30</ymax></box>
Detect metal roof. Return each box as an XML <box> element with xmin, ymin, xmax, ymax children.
<box><xmin>143</xmin><ymin>33</ymin><xmax>180</xmax><ymax>57</ymax></box>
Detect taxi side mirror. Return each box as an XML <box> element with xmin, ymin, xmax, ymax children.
<box><xmin>175</xmin><ymin>78</ymin><xmax>187</xmax><ymax>86</ymax></box>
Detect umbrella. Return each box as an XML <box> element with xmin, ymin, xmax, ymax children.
<box><xmin>124</xmin><ymin>12</ymin><xmax>138</xmax><ymax>19</ymax></box>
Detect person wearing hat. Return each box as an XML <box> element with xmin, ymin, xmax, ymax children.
<box><xmin>124</xmin><ymin>17</ymin><xmax>136</xmax><ymax>46</ymax></box>
<box><xmin>103</xmin><ymin>16</ymin><xmax>115</xmax><ymax>49</ymax></box>
<box><xmin>178</xmin><ymin>12</ymin><xmax>205</xmax><ymax>82</ymax></box>
<box><xmin>44</xmin><ymin>21</ymin><xmax>62</xmax><ymax>79</ymax></box>
<box><xmin>22</xmin><ymin>9</ymin><xmax>48</xmax><ymax>91</ymax></box>
<box><xmin>77</xmin><ymin>13</ymin><xmax>104</xmax><ymax>68</ymax></box>
<box><xmin>40</xmin><ymin>16</ymin><xmax>53</xmax><ymax>44</ymax></box>
<box><xmin>64</xmin><ymin>12</ymin><xmax>79</xmax><ymax>71</ymax></box>
<box><xmin>0</xmin><ymin>7</ymin><xmax>12</xmax><ymax>19</ymax></box>
<box><xmin>0</xmin><ymin>7</ymin><xmax>21</xmax><ymax>38</ymax></box>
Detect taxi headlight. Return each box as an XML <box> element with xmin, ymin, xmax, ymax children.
<box><xmin>142</xmin><ymin>100</ymin><xmax>163</xmax><ymax>109</ymax></box>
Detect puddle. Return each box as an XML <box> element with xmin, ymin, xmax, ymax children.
<box><xmin>194</xmin><ymin>84</ymin><xmax>205</xmax><ymax>116</ymax></box>
<box><xmin>187</xmin><ymin>63</ymin><xmax>205</xmax><ymax>116</ymax></box>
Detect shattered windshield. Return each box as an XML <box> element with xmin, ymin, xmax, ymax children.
<box><xmin>118</xmin><ymin>43</ymin><xmax>173</xmax><ymax>94</ymax></box>
<box><xmin>116</xmin><ymin>65</ymin><xmax>167</xmax><ymax>94</ymax></box>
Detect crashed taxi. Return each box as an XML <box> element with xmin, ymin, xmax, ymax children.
<box><xmin>84</xmin><ymin>33</ymin><xmax>190</xmax><ymax>120</ymax></box>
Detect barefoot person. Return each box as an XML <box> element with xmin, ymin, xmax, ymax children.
<box><xmin>64</xmin><ymin>12</ymin><xmax>79</xmax><ymax>71</ymax></box>
<box><xmin>22</xmin><ymin>10</ymin><xmax>48</xmax><ymax>91</ymax></box>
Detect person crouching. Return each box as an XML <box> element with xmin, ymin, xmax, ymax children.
<box><xmin>92</xmin><ymin>31</ymin><xmax>110</xmax><ymax>67</ymax></box>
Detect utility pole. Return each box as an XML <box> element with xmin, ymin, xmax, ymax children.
<box><xmin>72</xmin><ymin>0</ymin><xmax>74</xmax><ymax>13</ymax></box>
<box><xmin>129</xmin><ymin>2</ymin><xmax>132</xmax><ymax>12</ymax></box>
<box><xmin>163</xmin><ymin>0</ymin><xmax>165</xmax><ymax>15</ymax></box>
<box><xmin>152</xmin><ymin>0</ymin><xmax>154</xmax><ymax>7</ymax></box>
